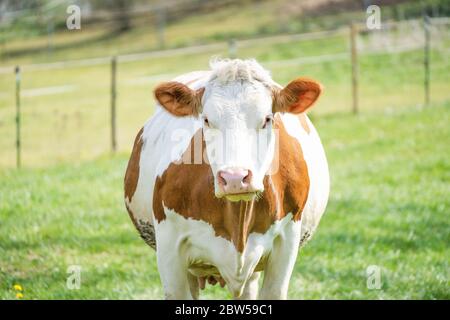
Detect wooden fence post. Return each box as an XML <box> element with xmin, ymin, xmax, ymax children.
<box><xmin>350</xmin><ymin>23</ymin><xmax>359</xmax><ymax>114</ymax></box>
<box><xmin>424</xmin><ymin>15</ymin><xmax>430</xmax><ymax>107</ymax></box>
<box><xmin>15</xmin><ymin>66</ymin><xmax>21</xmax><ymax>168</ymax></box>
<box><xmin>111</xmin><ymin>56</ymin><xmax>117</xmax><ymax>153</ymax></box>
<box><xmin>156</xmin><ymin>3</ymin><xmax>166</xmax><ymax>49</ymax></box>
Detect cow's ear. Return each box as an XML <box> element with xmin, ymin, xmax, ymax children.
<box><xmin>154</xmin><ymin>82</ymin><xmax>204</xmax><ymax>117</ymax></box>
<box><xmin>273</xmin><ymin>77</ymin><xmax>322</xmax><ymax>114</ymax></box>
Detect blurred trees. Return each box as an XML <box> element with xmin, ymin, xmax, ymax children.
<box><xmin>91</xmin><ymin>0</ymin><xmax>131</xmax><ymax>33</ymax></box>
<box><xmin>0</xmin><ymin>0</ymin><xmax>448</xmax><ymax>55</ymax></box>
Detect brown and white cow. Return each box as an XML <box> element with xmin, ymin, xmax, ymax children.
<box><xmin>124</xmin><ymin>59</ymin><xmax>329</xmax><ymax>299</ymax></box>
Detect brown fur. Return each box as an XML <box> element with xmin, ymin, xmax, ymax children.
<box><xmin>124</xmin><ymin>128</ymin><xmax>144</xmax><ymax>231</ymax></box>
<box><xmin>154</xmin><ymin>82</ymin><xmax>204</xmax><ymax>116</ymax></box>
<box><xmin>273</xmin><ymin>77</ymin><xmax>322</xmax><ymax>114</ymax></box>
<box><xmin>124</xmin><ymin>128</ymin><xmax>144</xmax><ymax>202</ymax></box>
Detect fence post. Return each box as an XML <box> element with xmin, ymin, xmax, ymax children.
<box><xmin>47</xmin><ymin>16</ymin><xmax>54</xmax><ymax>57</ymax></box>
<box><xmin>350</xmin><ymin>23</ymin><xmax>359</xmax><ymax>114</ymax></box>
<box><xmin>424</xmin><ymin>15</ymin><xmax>430</xmax><ymax>107</ymax></box>
<box><xmin>15</xmin><ymin>66</ymin><xmax>21</xmax><ymax>168</ymax></box>
<box><xmin>156</xmin><ymin>3</ymin><xmax>166</xmax><ymax>49</ymax></box>
<box><xmin>110</xmin><ymin>56</ymin><xmax>117</xmax><ymax>153</ymax></box>
<box><xmin>228</xmin><ymin>39</ymin><xmax>237</xmax><ymax>58</ymax></box>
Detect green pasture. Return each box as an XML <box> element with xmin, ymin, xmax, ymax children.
<box><xmin>0</xmin><ymin>0</ymin><xmax>449</xmax><ymax>299</ymax></box>
<box><xmin>0</xmin><ymin>101</ymin><xmax>448</xmax><ymax>299</ymax></box>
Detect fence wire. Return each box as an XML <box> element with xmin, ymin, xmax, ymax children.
<box><xmin>0</xmin><ymin>18</ymin><xmax>448</xmax><ymax>168</ymax></box>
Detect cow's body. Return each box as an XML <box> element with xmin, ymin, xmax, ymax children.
<box><xmin>125</xmin><ymin>63</ymin><xmax>329</xmax><ymax>299</ymax></box>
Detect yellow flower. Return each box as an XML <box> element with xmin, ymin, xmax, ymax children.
<box><xmin>16</xmin><ymin>293</ymin><xmax>24</xmax><ymax>299</ymax></box>
<box><xmin>13</xmin><ymin>284</ymin><xmax>23</xmax><ymax>291</ymax></box>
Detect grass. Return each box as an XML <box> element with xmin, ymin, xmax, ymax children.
<box><xmin>0</xmin><ymin>0</ymin><xmax>448</xmax><ymax>300</ymax></box>
<box><xmin>0</xmin><ymin>101</ymin><xmax>449</xmax><ymax>299</ymax></box>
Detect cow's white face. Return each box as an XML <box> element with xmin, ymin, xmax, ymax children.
<box><xmin>201</xmin><ymin>82</ymin><xmax>275</xmax><ymax>201</ymax></box>
<box><xmin>154</xmin><ymin>59</ymin><xmax>322</xmax><ymax>202</ymax></box>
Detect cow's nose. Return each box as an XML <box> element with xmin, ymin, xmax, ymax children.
<box><xmin>218</xmin><ymin>168</ymin><xmax>252</xmax><ymax>194</ymax></box>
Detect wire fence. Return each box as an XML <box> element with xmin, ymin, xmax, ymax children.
<box><xmin>0</xmin><ymin>17</ymin><xmax>448</xmax><ymax>168</ymax></box>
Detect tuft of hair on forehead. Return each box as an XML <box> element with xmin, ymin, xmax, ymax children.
<box><xmin>208</xmin><ymin>58</ymin><xmax>275</xmax><ymax>87</ymax></box>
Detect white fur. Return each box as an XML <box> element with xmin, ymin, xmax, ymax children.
<box><xmin>202</xmin><ymin>59</ymin><xmax>277</xmax><ymax>197</ymax></box>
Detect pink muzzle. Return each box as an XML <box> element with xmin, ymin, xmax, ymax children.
<box><xmin>217</xmin><ymin>168</ymin><xmax>254</xmax><ymax>194</ymax></box>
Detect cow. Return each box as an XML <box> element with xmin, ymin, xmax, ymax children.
<box><xmin>124</xmin><ymin>59</ymin><xmax>329</xmax><ymax>300</ymax></box>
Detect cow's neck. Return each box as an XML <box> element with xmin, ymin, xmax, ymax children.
<box><xmin>224</xmin><ymin>199</ymin><xmax>256</xmax><ymax>253</ymax></box>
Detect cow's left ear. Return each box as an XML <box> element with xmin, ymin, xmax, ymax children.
<box><xmin>273</xmin><ymin>77</ymin><xmax>322</xmax><ymax>114</ymax></box>
<box><xmin>154</xmin><ymin>81</ymin><xmax>204</xmax><ymax>117</ymax></box>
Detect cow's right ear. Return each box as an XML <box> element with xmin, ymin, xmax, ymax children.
<box><xmin>154</xmin><ymin>81</ymin><xmax>204</xmax><ymax>117</ymax></box>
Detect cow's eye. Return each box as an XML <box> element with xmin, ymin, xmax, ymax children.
<box><xmin>203</xmin><ymin>117</ymin><xmax>210</xmax><ymax>127</ymax></box>
<box><xmin>262</xmin><ymin>115</ymin><xmax>273</xmax><ymax>129</ymax></box>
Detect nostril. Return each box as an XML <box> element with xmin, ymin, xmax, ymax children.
<box><xmin>242</xmin><ymin>170</ymin><xmax>252</xmax><ymax>185</ymax></box>
<box><xmin>218</xmin><ymin>171</ymin><xmax>227</xmax><ymax>186</ymax></box>
<box><xmin>218</xmin><ymin>168</ymin><xmax>252</xmax><ymax>191</ymax></box>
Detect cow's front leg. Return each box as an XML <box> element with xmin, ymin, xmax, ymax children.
<box><xmin>156</xmin><ymin>251</ymin><xmax>192</xmax><ymax>299</ymax></box>
<box><xmin>236</xmin><ymin>272</ymin><xmax>261</xmax><ymax>300</ymax></box>
<box><xmin>156</xmin><ymin>241</ymin><xmax>192</xmax><ymax>299</ymax></box>
<box><xmin>259</xmin><ymin>220</ymin><xmax>301</xmax><ymax>300</ymax></box>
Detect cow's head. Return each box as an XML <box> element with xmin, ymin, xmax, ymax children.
<box><xmin>154</xmin><ymin>59</ymin><xmax>321</xmax><ymax>202</ymax></box>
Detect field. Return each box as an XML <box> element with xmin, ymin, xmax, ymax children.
<box><xmin>0</xmin><ymin>1</ymin><xmax>449</xmax><ymax>300</ymax></box>
<box><xmin>0</xmin><ymin>101</ymin><xmax>449</xmax><ymax>299</ymax></box>
<box><xmin>0</xmin><ymin>31</ymin><xmax>449</xmax><ymax>168</ymax></box>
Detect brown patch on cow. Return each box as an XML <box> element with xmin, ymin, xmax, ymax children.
<box><xmin>267</xmin><ymin>115</ymin><xmax>310</xmax><ymax>221</ymax></box>
<box><xmin>152</xmin><ymin>116</ymin><xmax>310</xmax><ymax>253</ymax></box>
<box><xmin>124</xmin><ymin>128</ymin><xmax>144</xmax><ymax>235</ymax></box>
<box><xmin>227</xmin><ymin>199</ymin><xmax>256</xmax><ymax>253</ymax></box>
<box><xmin>124</xmin><ymin>128</ymin><xmax>144</xmax><ymax>202</ymax></box>
<box><xmin>298</xmin><ymin>113</ymin><xmax>310</xmax><ymax>134</ymax></box>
